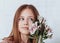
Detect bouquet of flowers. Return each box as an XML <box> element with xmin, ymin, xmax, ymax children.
<box><xmin>29</xmin><ymin>16</ymin><xmax>53</xmax><ymax>43</ymax></box>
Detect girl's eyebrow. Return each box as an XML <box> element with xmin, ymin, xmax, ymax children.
<box><xmin>20</xmin><ymin>16</ymin><xmax>23</xmax><ymax>17</ymax></box>
<box><xmin>19</xmin><ymin>16</ymin><xmax>35</xmax><ymax>20</ymax></box>
<box><xmin>29</xmin><ymin>16</ymin><xmax>35</xmax><ymax>19</ymax></box>
<box><xmin>19</xmin><ymin>16</ymin><xmax>24</xmax><ymax>18</ymax></box>
<box><xmin>28</xmin><ymin>16</ymin><xmax>34</xmax><ymax>17</ymax></box>
<box><xmin>28</xmin><ymin>16</ymin><xmax>34</xmax><ymax>18</ymax></box>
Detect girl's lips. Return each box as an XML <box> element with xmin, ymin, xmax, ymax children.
<box><xmin>22</xmin><ymin>27</ymin><xmax>29</xmax><ymax>29</ymax></box>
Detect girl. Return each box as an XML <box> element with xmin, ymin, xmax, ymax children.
<box><xmin>0</xmin><ymin>4</ymin><xmax>41</xmax><ymax>43</ymax></box>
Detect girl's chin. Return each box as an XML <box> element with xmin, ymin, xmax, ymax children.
<box><xmin>20</xmin><ymin>31</ymin><xmax>30</xmax><ymax>35</ymax></box>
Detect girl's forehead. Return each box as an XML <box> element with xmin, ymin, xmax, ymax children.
<box><xmin>20</xmin><ymin>8</ymin><xmax>34</xmax><ymax>17</ymax></box>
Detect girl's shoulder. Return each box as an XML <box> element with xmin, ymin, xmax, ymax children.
<box><xmin>0</xmin><ymin>39</ymin><xmax>9</xmax><ymax>43</ymax></box>
<box><xmin>0</xmin><ymin>37</ymin><xmax>14</xmax><ymax>43</ymax></box>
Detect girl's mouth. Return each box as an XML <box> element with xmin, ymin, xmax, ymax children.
<box><xmin>22</xmin><ymin>27</ymin><xmax>29</xmax><ymax>30</ymax></box>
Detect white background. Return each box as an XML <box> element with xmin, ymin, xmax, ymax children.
<box><xmin>0</xmin><ymin>0</ymin><xmax>60</xmax><ymax>43</ymax></box>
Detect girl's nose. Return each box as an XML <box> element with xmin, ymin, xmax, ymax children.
<box><xmin>24</xmin><ymin>19</ymin><xmax>28</xmax><ymax>25</ymax></box>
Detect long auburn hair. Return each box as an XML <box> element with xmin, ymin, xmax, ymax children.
<box><xmin>4</xmin><ymin>4</ymin><xmax>40</xmax><ymax>43</ymax></box>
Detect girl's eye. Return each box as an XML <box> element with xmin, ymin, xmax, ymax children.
<box><xmin>18</xmin><ymin>18</ymin><xmax>24</xmax><ymax>21</ymax></box>
<box><xmin>29</xmin><ymin>18</ymin><xmax>34</xmax><ymax>21</ymax></box>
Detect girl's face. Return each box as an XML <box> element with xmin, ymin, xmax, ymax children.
<box><xmin>18</xmin><ymin>8</ymin><xmax>35</xmax><ymax>35</ymax></box>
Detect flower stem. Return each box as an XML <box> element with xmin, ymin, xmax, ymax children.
<box><xmin>39</xmin><ymin>35</ymin><xmax>43</xmax><ymax>43</ymax></box>
<box><xmin>36</xmin><ymin>38</ymin><xmax>38</xmax><ymax>43</ymax></box>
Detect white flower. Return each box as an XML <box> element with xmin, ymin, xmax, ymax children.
<box><xmin>38</xmin><ymin>16</ymin><xmax>46</xmax><ymax>24</ymax></box>
<box><xmin>29</xmin><ymin>22</ymin><xmax>39</xmax><ymax>35</ymax></box>
<box><xmin>38</xmin><ymin>16</ymin><xmax>42</xmax><ymax>23</ymax></box>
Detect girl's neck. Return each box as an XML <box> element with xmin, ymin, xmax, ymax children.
<box><xmin>21</xmin><ymin>33</ymin><xmax>29</xmax><ymax>43</ymax></box>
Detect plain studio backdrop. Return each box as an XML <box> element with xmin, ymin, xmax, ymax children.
<box><xmin>0</xmin><ymin>0</ymin><xmax>60</xmax><ymax>43</ymax></box>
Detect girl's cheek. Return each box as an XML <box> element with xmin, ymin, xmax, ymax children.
<box><xmin>28</xmin><ymin>21</ymin><xmax>33</xmax><ymax>27</ymax></box>
<box><xmin>18</xmin><ymin>21</ymin><xmax>23</xmax><ymax>27</ymax></box>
